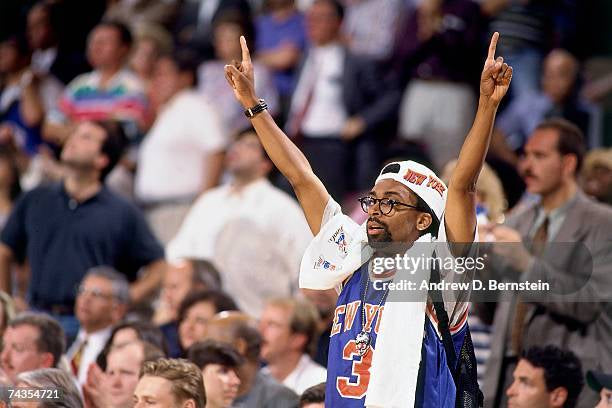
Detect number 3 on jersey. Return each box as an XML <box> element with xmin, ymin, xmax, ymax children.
<box><xmin>336</xmin><ymin>340</ymin><xmax>373</xmax><ymax>399</ymax></box>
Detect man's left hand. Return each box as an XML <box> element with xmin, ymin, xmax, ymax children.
<box><xmin>479</xmin><ymin>32</ymin><xmax>513</xmax><ymax>106</ymax></box>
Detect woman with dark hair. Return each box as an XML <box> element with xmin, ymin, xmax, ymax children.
<box><xmin>177</xmin><ymin>289</ymin><xmax>238</xmax><ymax>355</ymax></box>
<box><xmin>96</xmin><ymin>320</ymin><xmax>168</xmax><ymax>371</ymax></box>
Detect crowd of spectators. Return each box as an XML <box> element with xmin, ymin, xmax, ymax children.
<box><xmin>0</xmin><ymin>0</ymin><xmax>611</xmax><ymax>407</ymax></box>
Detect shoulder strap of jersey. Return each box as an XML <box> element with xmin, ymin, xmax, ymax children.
<box><xmin>429</xmin><ymin>251</ymin><xmax>458</xmax><ymax>381</ymax></box>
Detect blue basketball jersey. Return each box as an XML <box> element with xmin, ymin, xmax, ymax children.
<box><xmin>325</xmin><ymin>264</ymin><xmax>468</xmax><ymax>407</ymax></box>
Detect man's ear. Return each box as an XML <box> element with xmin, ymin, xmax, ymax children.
<box><xmin>562</xmin><ymin>154</ymin><xmax>578</xmax><ymax>177</ymax></box>
<box><xmin>40</xmin><ymin>351</ymin><xmax>55</xmax><ymax>368</ymax></box>
<box><xmin>235</xmin><ymin>338</ymin><xmax>248</xmax><ymax>357</ymax></box>
<box><xmin>416</xmin><ymin>213</ymin><xmax>432</xmax><ymax>231</ymax></box>
<box><xmin>549</xmin><ymin>386</ymin><xmax>568</xmax><ymax>408</ymax></box>
<box><xmin>111</xmin><ymin>302</ymin><xmax>128</xmax><ymax>323</ymax></box>
<box><xmin>95</xmin><ymin>154</ymin><xmax>109</xmax><ymax>173</ymax></box>
<box><xmin>290</xmin><ymin>333</ymin><xmax>308</xmax><ymax>353</ymax></box>
<box><xmin>183</xmin><ymin>399</ymin><xmax>197</xmax><ymax>408</ymax></box>
<box><xmin>259</xmin><ymin>159</ymin><xmax>273</xmax><ymax>177</ymax></box>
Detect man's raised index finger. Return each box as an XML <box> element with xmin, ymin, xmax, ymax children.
<box><xmin>240</xmin><ymin>36</ymin><xmax>251</xmax><ymax>63</ymax></box>
<box><xmin>488</xmin><ymin>32</ymin><xmax>499</xmax><ymax>60</ymax></box>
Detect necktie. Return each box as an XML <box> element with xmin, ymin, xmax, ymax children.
<box><xmin>287</xmin><ymin>55</ymin><xmax>320</xmax><ymax>139</ymax></box>
<box><xmin>70</xmin><ymin>338</ymin><xmax>88</xmax><ymax>376</ymax></box>
<box><xmin>510</xmin><ymin>216</ymin><xmax>549</xmax><ymax>355</ymax></box>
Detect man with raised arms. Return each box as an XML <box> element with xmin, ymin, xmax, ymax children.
<box><xmin>224</xmin><ymin>31</ymin><xmax>512</xmax><ymax>407</ymax></box>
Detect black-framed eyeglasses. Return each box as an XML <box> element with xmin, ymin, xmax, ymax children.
<box><xmin>358</xmin><ymin>196</ymin><xmax>421</xmax><ymax>215</ymax></box>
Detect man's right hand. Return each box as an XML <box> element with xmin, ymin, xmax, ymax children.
<box><xmin>224</xmin><ymin>36</ymin><xmax>259</xmax><ymax>109</ymax></box>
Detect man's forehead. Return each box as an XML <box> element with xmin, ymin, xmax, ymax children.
<box><xmin>372</xmin><ymin>179</ymin><xmax>415</xmax><ymax>198</ymax></box>
<box><xmin>109</xmin><ymin>343</ymin><xmax>144</xmax><ymax>364</ymax></box>
<box><xmin>83</xmin><ymin>275</ymin><xmax>112</xmax><ymax>288</ymax></box>
<box><xmin>516</xmin><ymin>359</ymin><xmax>545</xmax><ymax>378</ymax></box>
<box><xmin>527</xmin><ymin>128</ymin><xmax>559</xmax><ymax>149</ymax></box>
<box><xmin>8</xmin><ymin>324</ymin><xmax>39</xmax><ymax>336</ymax></box>
<box><xmin>76</xmin><ymin>121</ymin><xmax>106</xmax><ymax>138</ymax></box>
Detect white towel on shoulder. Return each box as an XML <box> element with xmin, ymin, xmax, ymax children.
<box><xmin>299</xmin><ymin>213</ymin><xmax>436</xmax><ymax>407</ymax></box>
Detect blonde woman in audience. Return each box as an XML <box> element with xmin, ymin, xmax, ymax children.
<box><xmin>581</xmin><ymin>148</ymin><xmax>612</xmax><ymax>206</ymax></box>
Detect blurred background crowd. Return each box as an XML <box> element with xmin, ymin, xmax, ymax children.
<box><xmin>0</xmin><ymin>0</ymin><xmax>611</xmax><ymax>407</ymax></box>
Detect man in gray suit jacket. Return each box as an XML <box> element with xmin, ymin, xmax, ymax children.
<box><xmin>482</xmin><ymin>118</ymin><xmax>612</xmax><ymax>408</ymax></box>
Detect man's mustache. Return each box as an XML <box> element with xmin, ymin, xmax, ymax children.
<box><xmin>368</xmin><ymin>217</ymin><xmax>389</xmax><ymax>231</ymax></box>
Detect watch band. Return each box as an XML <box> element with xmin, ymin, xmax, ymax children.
<box><xmin>244</xmin><ymin>99</ymin><xmax>268</xmax><ymax>118</ymax></box>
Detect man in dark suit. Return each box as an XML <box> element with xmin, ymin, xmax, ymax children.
<box><xmin>285</xmin><ymin>0</ymin><xmax>400</xmax><ymax>200</ymax></box>
<box><xmin>482</xmin><ymin>118</ymin><xmax>612</xmax><ymax>408</ymax></box>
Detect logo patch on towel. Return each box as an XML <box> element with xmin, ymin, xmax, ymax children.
<box><xmin>314</xmin><ymin>256</ymin><xmax>337</xmax><ymax>271</ymax></box>
<box><xmin>329</xmin><ymin>226</ymin><xmax>348</xmax><ymax>258</ymax></box>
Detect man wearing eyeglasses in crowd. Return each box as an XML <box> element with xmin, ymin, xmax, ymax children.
<box><xmin>225</xmin><ymin>30</ymin><xmax>512</xmax><ymax>406</ymax></box>
<box><xmin>67</xmin><ymin>266</ymin><xmax>129</xmax><ymax>386</ymax></box>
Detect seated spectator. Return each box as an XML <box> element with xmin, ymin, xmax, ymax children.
<box><xmin>259</xmin><ymin>298</ymin><xmax>326</xmax><ymax>394</ymax></box>
<box><xmin>83</xmin><ymin>340</ymin><xmax>165</xmax><ymax>408</ymax></box>
<box><xmin>299</xmin><ymin>382</ymin><xmax>326</xmax><ymax>408</ymax></box>
<box><xmin>506</xmin><ymin>345</ymin><xmax>583</xmax><ymax>408</ymax></box>
<box><xmin>285</xmin><ymin>0</ymin><xmax>400</xmax><ymax>199</ymax></box>
<box><xmin>0</xmin><ymin>312</ymin><xmax>65</xmax><ymax>384</ymax></box>
<box><xmin>204</xmin><ymin>312</ymin><xmax>299</xmax><ymax>407</ymax></box>
<box><xmin>0</xmin><ymin>33</ymin><xmax>62</xmax><ymax>158</ymax></box>
<box><xmin>255</xmin><ymin>0</ymin><xmax>307</xmax><ymax>120</ymax></box>
<box><xmin>493</xmin><ymin>49</ymin><xmax>591</xmax><ymax>166</ymax></box>
<box><xmin>187</xmin><ymin>340</ymin><xmax>243</xmax><ymax>408</ymax></box>
<box><xmin>133</xmin><ymin>358</ymin><xmax>205</xmax><ymax>408</ymax></box>
<box><xmin>395</xmin><ymin>0</ymin><xmax>482</xmax><ymax>172</ymax></box>
<box><xmin>67</xmin><ymin>267</ymin><xmax>129</xmax><ymax>385</ymax></box>
<box><xmin>156</xmin><ymin>259</ymin><xmax>221</xmax><ymax>357</ymax></box>
<box><xmin>157</xmin><ymin>259</ymin><xmax>222</xmax><ymax>325</ymax></box>
<box><xmin>16</xmin><ymin>368</ymin><xmax>83</xmax><ymax>408</ymax></box>
<box><xmin>0</xmin><ymin>120</ymin><xmax>165</xmax><ymax>339</ymax></box>
<box><xmin>581</xmin><ymin>148</ymin><xmax>612</xmax><ymax>206</ymax></box>
<box><xmin>342</xmin><ymin>0</ymin><xmax>403</xmax><ymax>62</ymax></box>
<box><xmin>586</xmin><ymin>370</ymin><xmax>612</xmax><ymax>408</ymax></box>
<box><xmin>43</xmin><ymin>21</ymin><xmax>148</xmax><ymax>146</ymax></box>
<box><xmin>96</xmin><ymin>320</ymin><xmax>167</xmax><ymax>370</ymax></box>
<box><xmin>135</xmin><ymin>49</ymin><xmax>226</xmax><ymax>244</ymax></box>
<box><xmin>167</xmin><ymin>129</ymin><xmax>311</xmax><ymax>317</ymax></box>
<box><xmin>198</xmin><ymin>12</ymin><xmax>278</xmax><ymax>137</ymax></box>
<box><xmin>177</xmin><ymin>290</ymin><xmax>238</xmax><ymax>354</ymax></box>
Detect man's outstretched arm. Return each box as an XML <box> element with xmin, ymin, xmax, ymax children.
<box><xmin>445</xmin><ymin>32</ymin><xmax>513</xmax><ymax>243</ymax></box>
<box><xmin>225</xmin><ymin>36</ymin><xmax>329</xmax><ymax>235</ymax></box>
